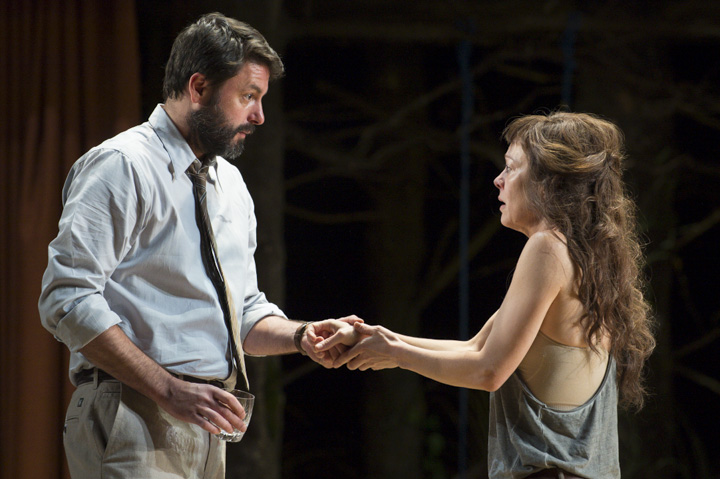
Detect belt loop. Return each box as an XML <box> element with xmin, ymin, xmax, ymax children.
<box><xmin>92</xmin><ymin>368</ymin><xmax>100</xmax><ymax>389</ymax></box>
<box><xmin>558</xmin><ymin>471</ymin><xmax>565</xmax><ymax>479</ymax></box>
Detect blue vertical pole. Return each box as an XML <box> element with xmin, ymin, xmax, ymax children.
<box><xmin>457</xmin><ymin>35</ymin><xmax>473</xmax><ymax>479</ymax></box>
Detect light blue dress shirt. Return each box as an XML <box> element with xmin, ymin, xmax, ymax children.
<box><xmin>39</xmin><ymin>105</ymin><xmax>286</xmax><ymax>385</ymax></box>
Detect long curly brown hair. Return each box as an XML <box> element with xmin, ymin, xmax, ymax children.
<box><xmin>503</xmin><ymin>111</ymin><xmax>655</xmax><ymax>410</ymax></box>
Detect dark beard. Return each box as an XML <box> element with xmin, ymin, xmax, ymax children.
<box><xmin>187</xmin><ymin>101</ymin><xmax>255</xmax><ymax>160</ymax></box>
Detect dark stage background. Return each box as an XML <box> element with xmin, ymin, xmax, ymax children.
<box><xmin>2</xmin><ymin>1</ymin><xmax>719</xmax><ymax>478</ymax></box>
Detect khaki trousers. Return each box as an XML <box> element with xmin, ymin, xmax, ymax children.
<box><xmin>64</xmin><ymin>379</ymin><xmax>226</xmax><ymax>479</ymax></box>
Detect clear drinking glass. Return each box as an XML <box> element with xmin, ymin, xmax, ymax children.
<box><xmin>214</xmin><ymin>389</ymin><xmax>254</xmax><ymax>442</ymax></box>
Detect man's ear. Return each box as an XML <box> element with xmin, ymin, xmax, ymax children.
<box><xmin>188</xmin><ymin>73</ymin><xmax>211</xmax><ymax>106</ymax></box>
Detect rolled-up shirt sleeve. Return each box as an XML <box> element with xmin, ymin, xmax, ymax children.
<box><xmin>41</xmin><ymin>105</ymin><xmax>289</xmax><ymax>380</ymax></box>
<box><xmin>39</xmin><ymin>148</ymin><xmax>145</xmax><ymax>352</ymax></box>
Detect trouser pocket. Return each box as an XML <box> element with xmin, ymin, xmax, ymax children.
<box><xmin>64</xmin><ymin>381</ymin><xmax>121</xmax><ymax>478</ymax></box>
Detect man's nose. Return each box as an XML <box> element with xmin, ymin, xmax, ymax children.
<box><xmin>249</xmin><ymin>103</ymin><xmax>265</xmax><ymax>125</ymax></box>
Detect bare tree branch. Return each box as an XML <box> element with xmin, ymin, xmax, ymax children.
<box><xmin>675</xmin><ymin>208</ymin><xmax>720</xmax><ymax>250</ymax></box>
<box><xmin>285</xmin><ymin>166</ymin><xmax>360</xmax><ymax>191</ymax></box>
<box><xmin>675</xmin><ymin>325</ymin><xmax>720</xmax><ymax>358</ymax></box>
<box><xmin>425</xmin><ymin>216</ymin><xmax>459</xmax><ymax>287</ymax></box>
<box><xmin>287</xmin><ymin>11</ymin><xmax>720</xmax><ymax>45</ymax></box>
<box><xmin>285</xmin><ymin>204</ymin><xmax>379</xmax><ymax>224</ymax></box>
<box><xmin>684</xmin><ymin>155</ymin><xmax>720</xmax><ymax>178</ymax></box>
<box><xmin>677</xmin><ymin>102</ymin><xmax>720</xmax><ymax>131</ymax></box>
<box><xmin>675</xmin><ymin>365</ymin><xmax>720</xmax><ymax>397</ymax></box>
<box><xmin>414</xmin><ymin>217</ymin><xmax>502</xmax><ymax>314</ymax></box>
<box><xmin>648</xmin><ymin>208</ymin><xmax>720</xmax><ymax>264</ymax></box>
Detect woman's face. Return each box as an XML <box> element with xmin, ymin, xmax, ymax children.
<box><xmin>493</xmin><ymin>141</ymin><xmax>544</xmax><ymax>236</ymax></box>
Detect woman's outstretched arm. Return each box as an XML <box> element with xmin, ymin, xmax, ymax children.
<box><xmin>325</xmin><ymin>232</ymin><xmax>567</xmax><ymax>391</ymax></box>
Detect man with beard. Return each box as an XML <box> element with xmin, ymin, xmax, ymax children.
<box><xmin>39</xmin><ymin>13</ymin><xmax>359</xmax><ymax>479</ymax></box>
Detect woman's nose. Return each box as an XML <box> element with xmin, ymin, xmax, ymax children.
<box><xmin>493</xmin><ymin>173</ymin><xmax>503</xmax><ymax>189</ymax></box>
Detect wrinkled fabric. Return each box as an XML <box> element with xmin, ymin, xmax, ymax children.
<box><xmin>489</xmin><ymin>359</ymin><xmax>620</xmax><ymax>479</ymax></box>
<box><xmin>39</xmin><ymin>105</ymin><xmax>286</xmax><ymax>384</ymax></box>
<box><xmin>65</xmin><ymin>381</ymin><xmax>225</xmax><ymax>478</ymax></box>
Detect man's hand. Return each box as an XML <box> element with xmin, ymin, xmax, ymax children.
<box><xmin>154</xmin><ymin>378</ymin><xmax>248</xmax><ymax>436</ymax></box>
<box><xmin>302</xmin><ymin>315</ymin><xmax>364</xmax><ymax>368</ymax></box>
<box><xmin>329</xmin><ymin>322</ymin><xmax>402</xmax><ymax>371</ymax></box>
<box><xmin>78</xmin><ymin>325</ymin><xmax>247</xmax><ymax>435</ymax></box>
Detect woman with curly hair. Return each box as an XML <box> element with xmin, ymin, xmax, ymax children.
<box><xmin>318</xmin><ymin>111</ymin><xmax>656</xmax><ymax>478</ymax></box>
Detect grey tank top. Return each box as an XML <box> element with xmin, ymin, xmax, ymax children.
<box><xmin>488</xmin><ymin>357</ymin><xmax>620</xmax><ymax>478</ymax></box>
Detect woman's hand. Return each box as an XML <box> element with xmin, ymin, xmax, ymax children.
<box><xmin>329</xmin><ymin>323</ymin><xmax>403</xmax><ymax>371</ymax></box>
<box><xmin>304</xmin><ymin>316</ymin><xmax>364</xmax><ymax>367</ymax></box>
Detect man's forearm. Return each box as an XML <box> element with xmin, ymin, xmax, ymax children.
<box><xmin>242</xmin><ymin>315</ymin><xmax>303</xmax><ymax>356</ymax></box>
<box><xmin>78</xmin><ymin>325</ymin><xmax>175</xmax><ymax>404</ymax></box>
<box><xmin>79</xmin><ymin>325</ymin><xmax>250</xmax><ymax>435</ymax></box>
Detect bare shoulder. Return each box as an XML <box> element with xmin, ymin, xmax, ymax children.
<box><xmin>522</xmin><ymin>230</ymin><xmax>568</xmax><ymax>260</ymax></box>
<box><xmin>519</xmin><ymin>230</ymin><xmax>574</xmax><ymax>281</ymax></box>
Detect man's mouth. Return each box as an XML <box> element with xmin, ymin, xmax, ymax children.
<box><xmin>237</xmin><ymin>124</ymin><xmax>256</xmax><ymax>136</ymax></box>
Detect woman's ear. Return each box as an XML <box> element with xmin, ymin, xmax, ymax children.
<box><xmin>537</xmin><ymin>183</ymin><xmax>548</xmax><ymax>202</ymax></box>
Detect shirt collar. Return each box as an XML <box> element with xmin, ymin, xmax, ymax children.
<box><xmin>148</xmin><ymin>104</ymin><xmax>223</xmax><ymax>190</ymax></box>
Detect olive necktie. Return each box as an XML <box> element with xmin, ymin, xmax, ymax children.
<box><xmin>186</xmin><ymin>158</ymin><xmax>248</xmax><ymax>390</ymax></box>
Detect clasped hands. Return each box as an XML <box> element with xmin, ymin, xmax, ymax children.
<box><xmin>301</xmin><ymin>315</ymin><xmax>400</xmax><ymax>371</ymax></box>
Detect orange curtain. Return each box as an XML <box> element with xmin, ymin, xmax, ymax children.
<box><xmin>0</xmin><ymin>1</ymin><xmax>141</xmax><ymax>477</ymax></box>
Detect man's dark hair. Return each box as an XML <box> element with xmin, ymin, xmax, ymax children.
<box><xmin>163</xmin><ymin>12</ymin><xmax>284</xmax><ymax>100</ymax></box>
